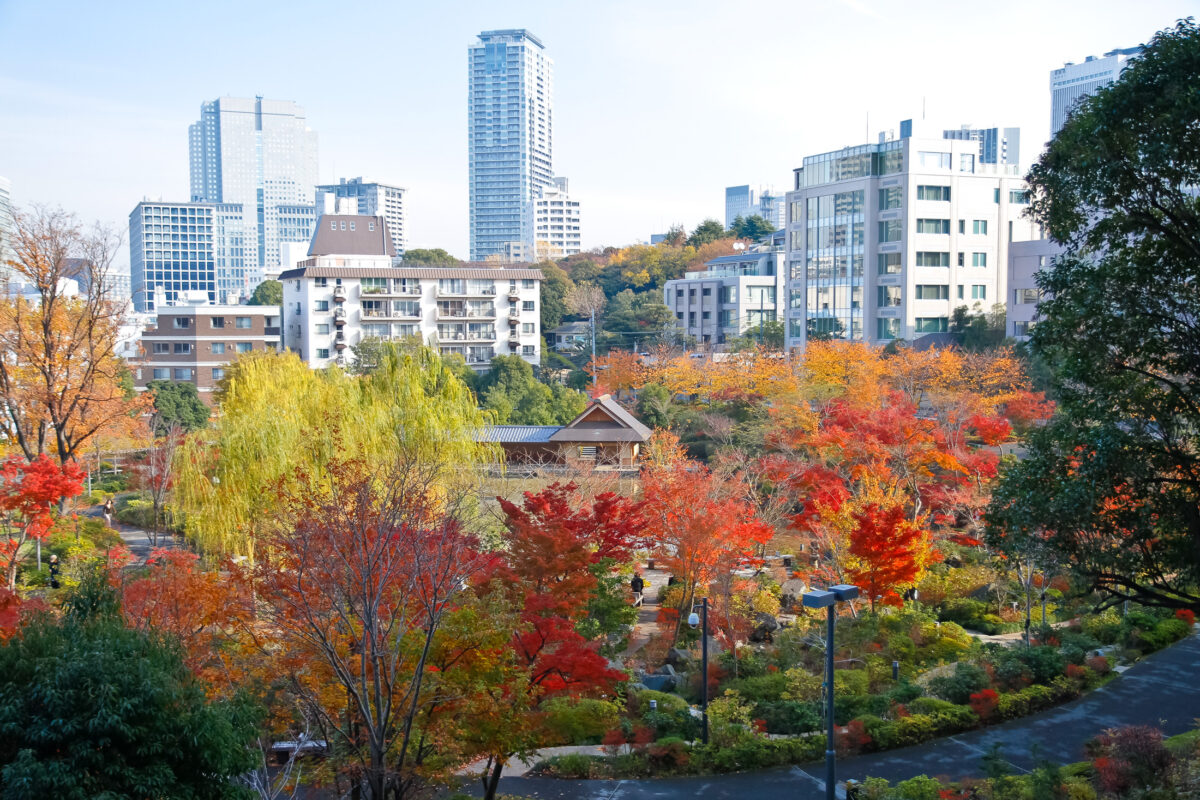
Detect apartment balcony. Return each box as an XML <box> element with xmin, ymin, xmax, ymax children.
<box><xmin>506</xmin><ymin>288</ymin><xmax>521</xmax><ymax>302</ymax></box>
<box><xmin>333</xmin><ymin>309</ymin><xmax>347</xmax><ymax>326</ymax></box>
<box><xmin>436</xmin><ymin>308</ymin><xmax>470</xmax><ymax>320</ymax></box>
<box><xmin>332</xmin><ymin>285</ymin><xmax>347</xmax><ymax>302</ymax></box>
<box><xmin>506</xmin><ymin>310</ymin><xmax>521</xmax><ymax>324</ymax></box>
<box><xmin>441</xmin><ymin>331</ymin><xmax>497</xmax><ymax>342</ymax></box>
<box><xmin>361</xmin><ymin>287</ymin><xmax>388</xmax><ymax>296</ymax></box>
<box><xmin>334</xmin><ymin>332</ymin><xmax>347</xmax><ymax>351</ymax></box>
<box><xmin>264</xmin><ymin>326</ymin><xmax>281</xmax><ymax>337</ymax></box>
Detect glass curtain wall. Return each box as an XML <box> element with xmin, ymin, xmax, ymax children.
<box><xmin>805</xmin><ymin>189</ymin><xmax>865</xmax><ymax>340</ymax></box>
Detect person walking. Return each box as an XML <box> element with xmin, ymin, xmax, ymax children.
<box><xmin>48</xmin><ymin>554</ymin><xmax>60</xmax><ymax>590</ymax></box>
<box><xmin>630</xmin><ymin>572</ymin><xmax>645</xmax><ymax>607</ymax></box>
<box><xmin>103</xmin><ymin>497</ymin><xmax>115</xmax><ymax>528</ymax></box>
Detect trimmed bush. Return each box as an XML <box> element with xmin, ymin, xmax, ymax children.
<box><xmin>927</xmin><ymin>663</ymin><xmax>989</xmax><ymax>704</ymax></box>
<box><xmin>753</xmin><ymin>700</ymin><xmax>820</xmax><ymax>735</ymax></box>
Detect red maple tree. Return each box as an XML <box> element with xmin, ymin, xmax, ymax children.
<box><xmin>847</xmin><ymin>503</ymin><xmax>935</xmax><ymax>611</ymax></box>
<box><xmin>0</xmin><ymin>454</ymin><xmax>84</xmax><ymax>590</ymax></box>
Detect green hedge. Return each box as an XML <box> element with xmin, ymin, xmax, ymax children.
<box><xmin>536</xmin><ymin>735</ymin><xmax>827</xmax><ymax>778</ymax></box>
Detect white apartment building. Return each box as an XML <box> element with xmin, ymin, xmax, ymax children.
<box><xmin>1050</xmin><ymin>47</ymin><xmax>1142</xmax><ymax>136</ymax></box>
<box><xmin>664</xmin><ymin>232</ymin><xmax>787</xmax><ymax>347</ymax></box>
<box><xmin>784</xmin><ymin>126</ymin><xmax>1039</xmax><ymax>350</ymax></box>
<box><xmin>534</xmin><ymin>177</ymin><xmax>582</xmax><ymax>259</ymax></box>
<box><xmin>1006</xmin><ymin>238</ymin><xmax>1064</xmax><ymax>341</ymax></box>
<box><xmin>281</xmin><ymin>215</ymin><xmax>542</xmax><ymax>370</ymax></box>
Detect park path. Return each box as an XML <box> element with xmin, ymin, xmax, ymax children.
<box><xmin>484</xmin><ymin>633</ymin><xmax>1200</xmax><ymax>800</ymax></box>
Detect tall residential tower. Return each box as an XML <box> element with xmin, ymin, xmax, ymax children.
<box><xmin>1050</xmin><ymin>47</ymin><xmax>1142</xmax><ymax>135</ymax></box>
<box><xmin>316</xmin><ymin>178</ymin><xmax>407</xmax><ymax>256</ymax></box>
<box><xmin>468</xmin><ymin>29</ymin><xmax>554</xmax><ymax>261</ymax></box>
<box><xmin>189</xmin><ymin>96</ymin><xmax>319</xmax><ymax>283</ymax></box>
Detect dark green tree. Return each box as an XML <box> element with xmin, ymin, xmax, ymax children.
<box><xmin>0</xmin><ymin>574</ymin><xmax>258</xmax><ymax>798</ymax></box>
<box><xmin>635</xmin><ymin>382</ymin><xmax>672</xmax><ymax>429</ymax></box>
<box><xmin>806</xmin><ymin>316</ymin><xmax>846</xmax><ymax>342</ymax></box>
<box><xmin>246</xmin><ymin>279</ymin><xmax>282</xmax><ymax>306</ymax></box>
<box><xmin>146</xmin><ymin>379</ymin><xmax>210</xmax><ymax>432</ymax></box>
<box><xmin>686</xmin><ymin>218</ymin><xmax>728</xmax><ymax>248</ymax></box>
<box><xmin>476</xmin><ymin>355</ymin><xmax>586</xmax><ymax>425</ymax></box>
<box><xmin>598</xmin><ymin>289</ymin><xmax>675</xmax><ymax>350</ymax></box>
<box><xmin>729</xmin><ymin>214</ymin><xmax>777</xmax><ymax>240</ymax></box>
<box><xmin>987</xmin><ymin>20</ymin><xmax>1200</xmax><ymax>612</ymax></box>
<box><xmin>402</xmin><ymin>248</ymin><xmax>460</xmax><ymax>266</ymax></box>
<box><xmin>950</xmin><ymin>302</ymin><xmax>1007</xmax><ymax>350</ymax></box>
<box><xmin>537</xmin><ymin>260</ymin><xmax>574</xmax><ymax>332</ymax></box>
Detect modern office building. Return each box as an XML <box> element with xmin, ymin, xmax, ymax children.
<box><xmin>1050</xmin><ymin>47</ymin><xmax>1142</xmax><ymax>135</ymax></box>
<box><xmin>132</xmin><ymin>297</ymin><xmax>281</xmax><ymax>401</ymax></box>
<box><xmin>281</xmin><ymin>214</ymin><xmax>543</xmax><ymax>369</ymax></box>
<box><xmin>316</xmin><ymin>177</ymin><xmax>407</xmax><ymax>256</ymax></box>
<box><xmin>941</xmin><ymin>125</ymin><xmax>1020</xmax><ymax>167</ymax></box>
<box><xmin>783</xmin><ymin>124</ymin><xmax>1039</xmax><ymax>350</ymax></box>
<box><xmin>725</xmin><ymin>185</ymin><xmax>786</xmax><ymax>229</ymax></box>
<box><xmin>533</xmin><ymin>177</ymin><xmax>582</xmax><ymax>259</ymax></box>
<box><xmin>189</xmin><ymin>96</ymin><xmax>319</xmax><ymax>285</ymax></box>
<box><xmin>128</xmin><ymin>201</ymin><xmax>249</xmax><ymax>312</ymax></box>
<box><xmin>1006</xmin><ymin>238</ymin><xmax>1063</xmax><ymax>341</ymax></box>
<box><xmin>664</xmin><ymin>231</ymin><xmax>787</xmax><ymax>346</ymax></box>
<box><xmin>468</xmin><ymin>29</ymin><xmax>555</xmax><ymax>261</ymax></box>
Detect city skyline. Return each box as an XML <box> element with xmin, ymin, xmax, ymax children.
<box><xmin>0</xmin><ymin>0</ymin><xmax>1190</xmax><ymax>265</ymax></box>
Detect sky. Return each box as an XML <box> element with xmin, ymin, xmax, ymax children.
<box><xmin>0</xmin><ymin>0</ymin><xmax>1192</xmax><ymax>264</ymax></box>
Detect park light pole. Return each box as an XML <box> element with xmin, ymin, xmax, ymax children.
<box><xmin>802</xmin><ymin>584</ymin><xmax>860</xmax><ymax>800</ymax></box>
<box><xmin>687</xmin><ymin>598</ymin><xmax>709</xmax><ymax>745</ymax></box>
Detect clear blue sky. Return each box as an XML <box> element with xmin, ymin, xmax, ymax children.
<box><xmin>0</xmin><ymin>0</ymin><xmax>1190</xmax><ymax>262</ymax></box>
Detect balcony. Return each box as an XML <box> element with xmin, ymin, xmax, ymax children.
<box><xmin>264</xmin><ymin>326</ymin><xmax>280</xmax><ymax>336</ymax></box>
<box><xmin>506</xmin><ymin>288</ymin><xmax>521</xmax><ymax>301</ymax></box>
<box><xmin>361</xmin><ymin>287</ymin><xmax>388</xmax><ymax>296</ymax></box>
<box><xmin>334</xmin><ymin>333</ymin><xmax>347</xmax><ymax>351</ymax></box>
<box><xmin>332</xmin><ymin>285</ymin><xmax>347</xmax><ymax>302</ymax></box>
<box><xmin>441</xmin><ymin>331</ymin><xmax>497</xmax><ymax>342</ymax></box>
<box><xmin>333</xmin><ymin>309</ymin><xmax>347</xmax><ymax>326</ymax></box>
<box><xmin>437</xmin><ymin>308</ymin><xmax>469</xmax><ymax>320</ymax></box>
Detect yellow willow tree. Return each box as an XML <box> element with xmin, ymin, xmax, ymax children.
<box><xmin>172</xmin><ymin>344</ymin><xmax>499</xmax><ymax>557</ymax></box>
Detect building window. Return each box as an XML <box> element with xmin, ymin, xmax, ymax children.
<box><xmin>701</xmin><ymin>310</ymin><xmax>711</xmax><ymax>320</ymax></box>
<box><xmin>915</xmin><ymin>252</ymin><xmax>950</xmax><ymax>267</ymax></box>
<box><xmin>918</xmin><ymin>151</ymin><xmax>952</xmax><ymax>169</ymax></box>
<box><xmin>173</xmin><ymin>317</ymin><xmax>191</xmax><ymax>329</ymax></box>
<box><xmin>676</xmin><ymin>289</ymin><xmax>684</xmax><ymax>299</ymax></box>
<box><xmin>212</xmin><ymin>342</ymin><xmax>225</xmax><ymax>354</ymax></box>
<box><xmin>959</xmin><ymin>154</ymin><xmax>975</xmax><ymax>172</ymax></box>
<box><xmin>878</xmin><ymin>286</ymin><xmax>902</xmax><ymax>306</ymax></box>
<box><xmin>522</xmin><ymin>323</ymin><xmax>534</xmax><ymax>334</ymax></box>
<box><xmin>878</xmin><ymin>187</ymin><xmax>902</xmax><ymax>210</ymax></box>
<box><xmin>915</xmin><ymin>284</ymin><xmax>949</xmax><ymax>300</ymax></box>
<box><xmin>236</xmin><ymin>342</ymin><xmax>253</xmax><ymax>353</ymax></box>
<box><xmin>316</xmin><ymin>348</ymin><xmax>330</xmax><ymax>359</ymax></box>
<box><xmin>152</xmin><ymin>342</ymin><xmax>169</xmax><ymax>354</ymax></box>
<box><xmin>701</xmin><ymin>288</ymin><xmax>711</xmax><ymax>297</ymax></box>
<box><xmin>1010</xmin><ymin>190</ymin><xmax>1029</xmax><ymax>204</ymax></box>
<box><xmin>330</xmin><ymin>221</ymin><xmax>336</xmax><ymax>230</ymax></box>
<box><xmin>876</xmin><ymin>318</ymin><xmax>901</xmax><ymax>340</ymax></box>
<box><xmin>173</xmin><ymin>343</ymin><xmax>192</xmax><ymax>354</ymax></box>
<box><xmin>958</xmin><ymin>252</ymin><xmax>965</xmax><ymax>267</ymax></box>
<box><xmin>916</xmin><ymin>185</ymin><xmax>951</xmax><ymax>201</ymax></box>
<box><xmin>173</xmin><ymin>368</ymin><xmax>193</xmax><ymax>380</ymax></box>
<box><xmin>153</xmin><ymin>368</ymin><xmax>169</xmax><ymax>380</ymax></box>
<box><xmin>877</xmin><ymin>253</ymin><xmax>902</xmax><ymax>274</ymax></box>
<box><xmin>368</xmin><ymin>222</ymin><xmax>375</xmax><ymax>231</ymax></box>
<box><xmin>235</xmin><ymin>317</ymin><xmax>252</xmax><ymax>329</ymax></box>
<box><xmin>914</xmin><ymin>317</ymin><xmax>949</xmax><ymax>333</ymax></box>
<box><xmin>972</xmin><ymin>285</ymin><xmax>987</xmax><ymax>299</ymax></box>
<box><xmin>212</xmin><ymin>367</ymin><xmax>225</xmax><ymax>380</ymax></box>
<box><xmin>688</xmin><ymin>312</ymin><xmax>696</xmax><ymax>325</ymax></box>
<box><xmin>362</xmin><ymin>277</ymin><xmax>387</xmax><ymax>294</ymax></box>
<box><xmin>522</xmin><ymin>301</ymin><xmax>534</xmax><ymax>311</ymax></box>
<box><xmin>973</xmin><ymin>220</ymin><xmax>988</xmax><ymax>235</ymax></box>
<box><xmin>522</xmin><ymin>345</ymin><xmax>535</xmax><ymax>356</ymax></box>
<box><xmin>211</xmin><ymin>317</ymin><xmax>225</xmax><ymax>328</ymax></box>
<box><xmin>316</xmin><ymin>324</ymin><xmax>330</xmax><ymax>334</ymax></box>
<box><xmin>676</xmin><ymin>312</ymin><xmax>684</xmax><ymax>320</ymax></box>
<box><xmin>973</xmin><ymin>252</ymin><xmax>988</xmax><ymax>267</ymax></box>
<box><xmin>522</xmin><ymin>279</ymin><xmax>535</xmax><ymax>289</ymax></box>
<box><xmin>316</xmin><ymin>300</ymin><xmax>330</xmax><ymax>312</ymax></box>
<box><xmin>878</xmin><ymin>220</ymin><xmax>903</xmax><ymax>242</ymax></box>
<box><xmin>957</xmin><ymin>285</ymin><xmax>965</xmax><ymax>299</ymax></box>
<box><xmin>1013</xmin><ymin>321</ymin><xmax>1033</xmax><ymax>336</ymax></box>
<box><xmin>916</xmin><ymin>218</ymin><xmax>951</xmax><ymax>234</ymax></box>
<box><xmin>315</xmin><ymin>277</ymin><xmax>328</xmax><ymax>288</ymax></box>
<box><xmin>349</xmin><ymin>222</ymin><xmax>356</xmax><ymax>231</ymax></box>
<box><xmin>1015</xmin><ymin>288</ymin><xmax>1041</xmax><ymax>304</ymax></box>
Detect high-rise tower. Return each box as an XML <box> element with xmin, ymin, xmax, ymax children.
<box><xmin>468</xmin><ymin>29</ymin><xmax>554</xmax><ymax>261</ymax></box>
<box><xmin>188</xmin><ymin>96</ymin><xmax>318</xmax><ymax>283</ymax></box>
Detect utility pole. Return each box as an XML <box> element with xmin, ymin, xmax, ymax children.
<box><xmin>590</xmin><ymin>306</ymin><xmax>597</xmax><ymax>388</ymax></box>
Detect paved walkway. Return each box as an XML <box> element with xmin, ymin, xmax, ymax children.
<box><xmin>83</xmin><ymin>506</ymin><xmax>180</xmax><ymax>562</ymax></box>
<box><xmin>484</xmin><ymin>633</ymin><xmax>1200</xmax><ymax>799</ymax></box>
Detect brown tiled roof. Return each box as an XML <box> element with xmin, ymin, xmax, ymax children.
<box><xmin>308</xmin><ymin>215</ymin><xmax>395</xmax><ymax>257</ymax></box>
<box><xmin>278</xmin><ymin>265</ymin><xmax>544</xmax><ymax>280</ymax></box>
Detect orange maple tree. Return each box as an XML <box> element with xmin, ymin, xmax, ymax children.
<box><xmin>0</xmin><ymin>454</ymin><xmax>84</xmax><ymax>590</ymax></box>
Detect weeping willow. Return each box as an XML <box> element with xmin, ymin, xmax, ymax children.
<box><xmin>172</xmin><ymin>345</ymin><xmax>499</xmax><ymax>558</ymax></box>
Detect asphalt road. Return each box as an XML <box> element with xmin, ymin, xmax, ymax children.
<box><xmin>487</xmin><ymin>634</ymin><xmax>1200</xmax><ymax>799</ymax></box>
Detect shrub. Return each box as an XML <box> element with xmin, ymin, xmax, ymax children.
<box><xmin>886</xmin><ymin>681</ymin><xmax>924</xmax><ymax>705</ymax></box>
<box><xmin>1091</xmin><ymin>726</ymin><xmax>1173</xmax><ymax>795</ymax></box>
<box><xmin>1085</xmin><ymin>655</ymin><xmax>1111</xmax><ymax>675</ymax></box>
<box><xmin>928</xmin><ymin>663</ymin><xmax>989</xmax><ymax>704</ymax></box>
<box><xmin>541</xmin><ymin>697</ymin><xmax>620</xmax><ymax>745</ymax></box>
<box><xmin>1081</xmin><ymin>609</ymin><xmax>1124</xmax><ymax>645</ymax></box>
<box><xmin>707</xmin><ymin>690</ymin><xmax>757</xmax><ymax>748</ymax></box>
<box><xmin>753</xmin><ymin>700</ymin><xmax>820</xmax><ymax>735</ymax></box>
<box><xmin>834</xmin><ymin>694</ymin><xmax>890</xmax><ymax>725</ymax></box>
<box><xmin>646</xmin><ymin>737</ymin><xmax>689</xmax><ymax>770</ymax></box>
<box><xmin>908</xmin><ymin>697</ymin><xmax>959</xmax><ymax>716</ymax></box>
<box><xmin>892</xmin><ymin>775</ymin><xmax>943</xmax><ymax>800</ymax></box>
<box><xmin>782</xmin><ymin>667</ymin><xmax>822</xmax><ymax>701</ymax></box>
<box><xmin>723</xmin><ymin>672</ymin><xmax>787</xmax><ymax>704</ymax></box>
<box><xmin>969</xmin><ymin>689</ymin><xmax>999</xmax><ymax>722</ymax></box>
<box><xmin>541</xmin><ymin>753</ymin><xmax>597</xmax><ymax>778</ymax></box>
<box><xmin>628</xmin><ymin>688</ymin><xmax>689</xmax><ymax>716</ymax></box>
<box><xmin>1176</xmin><ymin>609</ymin><xmax>1195</xmax><ymax>626</ymax></box>
<box><xmin>692</xmin><ymin>735</ymin><xmax>825</xmax><ymax>773</ymax></box>
<box><xmin>642</xmin><ymin>708</ymin><xmax>699</xmax><ymax>741</ymax></box>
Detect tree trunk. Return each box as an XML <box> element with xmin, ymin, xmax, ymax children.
<box><xmin>482</xmin><ymin>757</ymin><xmax>505</xmax><ymax>800</ymax></box>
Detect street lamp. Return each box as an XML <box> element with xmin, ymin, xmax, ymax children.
<box><xmin>802</xmin><ymin>583</ymin><xmax>860</xmax><ymax>800</ymax></box>
<box><xmin>687</xmin><ymin>598</ymin><xmax>709</xmax><ymax>745</ymax></box>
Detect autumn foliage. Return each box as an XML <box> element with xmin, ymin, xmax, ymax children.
<box><xmin>0</xmin><ymin>454</ymin><xmax>84</xmax><ymax>590</ymax></box>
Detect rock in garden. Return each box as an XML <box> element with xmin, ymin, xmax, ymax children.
<box><xmin>750</xmin><ymin>612</ymin><xmax>780</xmax><ymax>643</ymax></box>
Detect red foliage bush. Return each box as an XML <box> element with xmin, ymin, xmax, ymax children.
<box><xmin>1065</xmin><ymin>663</ymin><xmax>1088</xmax><ymax>682</ymax></box>
<box><xmin>969</xmin><ymin>689</ymin><xmax>999</xmax><ymax>722</ymax></box>
<box><xmin>1091</xmin><ymin>726</ymin><xmax>1173</xmax><ymax>794</ymax></box>
<box><xmin>837</xmin><ymin>719</ymin><xmax>873</xmax><ymax>756</ymax></box>
<box><xmin>1086</xmin><ymin>655</ymin><xmax>1111</xmax><ymax>675</ymax></box>
<box><xmin>1176</xmin><ymin>609</ymin><xmax>1195</xmax><ymax>626</ymax></box>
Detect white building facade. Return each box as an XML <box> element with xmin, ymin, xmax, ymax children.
<box><xmin>533</xmin><ymin>177</ymin><xmax>582</xmax><ymax>259</ymax></box>
<box><xmin>189</xmin><ymin>96</ymin><xmax>319</xmax><ymax>282</ymax></box>
<box><xmin>664</xmin><ymin>234</ymin><xmax>787</xmax><ymax>347</ymax></box>
<box><xmin>784</xmin><ymin>130</ymin><xmax>1039</xmax><ymax>350</ymax></box>
<box><xmin>468</xmin><ymin>29</ymin><xmax>555</xmax><ymax>262</ymax></box>
<box><xmin>1050</xmin><ymin>47</ymin><xmax>1142</xmax><ymax>135</ymax></box>
<box><xmin>316</xmin><ymin>177</ymin><xmax>407</xmax><ymax>256</ymax></box>
<box><xmin>1006</xmin><ymin>238</ymin><xmax>1064</xmax><ymax>341</ymax></box>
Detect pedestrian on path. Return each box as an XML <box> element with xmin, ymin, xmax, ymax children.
<box><xmin>48</xmin><ymin>554</ymin><xmax>60</xmax><ymax>589</ymax></box>
<box><xmin>631</xmin><ymin>573</ymin><xmax>645</xmax><ymax>607</ymax></box>
<box><xmin>103</xmin><ymin>497</ymin><xmax>114</xmax><ymax>528</ymax></box>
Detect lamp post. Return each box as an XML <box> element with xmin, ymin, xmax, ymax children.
<box><xmin>687</xmin><ymin>598</ymin><xmax>709</xmax><ymax>745</ymax></box>
<box><xmin>802</xmin><ymin>584</ymin><xmax>860</xmax><ymax>800</ymax></box>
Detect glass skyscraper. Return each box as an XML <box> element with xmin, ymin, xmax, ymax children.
<box><xmin>188</xmin><ymin>96</ymin><xmax>318</xmax><ymax>281</ymax></box>
<box><xmin>1050</xmin><ymin>47</ymin><xmax>1142</xmax><ymax>136</ymax></box>
<box><xmin>468</xmin><ymin>29</ymin><xmax>554</xmax><ymax>261</ymax></box>
<box><xmin>129</xmin><ymin>201</ymin><xmax>246</xmax><ymax>312</ymax></box>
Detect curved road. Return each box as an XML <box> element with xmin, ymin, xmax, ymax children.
<box><xmin>491</xmin><ymin>634</ymin><xmax>1200</xmax><ymax>799</ymax></box>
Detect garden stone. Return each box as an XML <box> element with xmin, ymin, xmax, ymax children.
<box><xmin>750</xmin><ymin>612</ymin><xmax>780</xmax><ymax>643</ymax></box>
<box><xmin>666</xmin><ymin>647</ymin><xmax>692</xmax><ymax>669</ymax></box>
<box><xmin>781</xmin><ymin>579</ymin><xmax>807</xmax><ymax>608</ymax></box>
<box><xmin>642</xmin><ymin>673</ymin><xmax>676</xmax><ymax>692</ymax></box>
<box><xmin>655</xmin><ymin>663</ymin><xmax>677</xmax><ymax>677</ymax></box>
